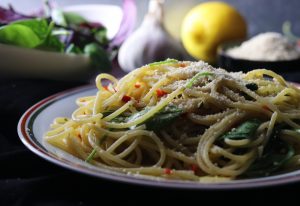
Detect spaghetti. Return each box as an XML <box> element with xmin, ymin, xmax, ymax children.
<box><xmin>44</xmin><ymin>60</ymin><xmax>300</xmax><ymax>182</ymax></box>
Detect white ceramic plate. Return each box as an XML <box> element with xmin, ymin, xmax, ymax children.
<box><xmin>18</xmin><ymin>85</ymin><xmax>300</xmax><ymax>189</ymax></box>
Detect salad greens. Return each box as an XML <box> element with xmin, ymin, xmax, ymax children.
<box><xmin>0</xmin><ymin>1</ymin><xmax>137</xmax><ymax>73</ymax></box>
<box><xmin>0</xmin><ymin>19</ymin><xmax>64</xmax><ymax>51</ymax></box>
<box><xmin>0</xmin><ymin>7</ymin><xmax>111</xmax><ymax>72</ymax></box>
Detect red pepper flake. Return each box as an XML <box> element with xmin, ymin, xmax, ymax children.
<box><xmin>179</xmin><ymin>62</ymin><xmax>187</xmax><ymax>67</ymax></box>
<box><xmin>262</xmin><ymin>105</ymin><xmax>270</xmax><ymax>111</ymax></box>
<box><xmin>191</xmin><ymin>164</ymin><xmax>198</xmax><ymax>173</ymax></box>
<box><xmin>122</xmin><ymin>95</ymin><xmax>131</xmax><ymax>103</ymax></box>
<box><xmin>103</xmin><ymin>85</ymin><xmax>117</xmax><ymax>92</ymax></box>
<box><xmin>134</xmin><ymin>83</ymin><xmax>141</xmax><ymax>88</ymax></box>
<box><xmin>156</xmin><ymin>89</ymin><xmax>167</xmax><ymax>97</ymax></box>
<box><xmin>164</xmin><ymin>168</ymin><xmax>172</xmax><ymax>175</ymax></box>
<box><xmin>77</xmin><ymin>134</ymin><xmax>82</xmax><ymax>140</ymax></box>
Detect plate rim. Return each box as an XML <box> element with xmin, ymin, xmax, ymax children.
<box><xmin>17</xmin><ymin>84</ymin><xmax>300</xmax><ymax>190</ymax></box>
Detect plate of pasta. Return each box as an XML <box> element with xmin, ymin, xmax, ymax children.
<box><xmin>18</xmin><ymin>60</ymin><xmax>300</xmax><ymax>189</ymax></box>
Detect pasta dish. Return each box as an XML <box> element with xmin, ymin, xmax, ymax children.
<box><xmin>44</xmin><ymin>59</ymin><xmax>300</xmax><ymax>182</ymax></box>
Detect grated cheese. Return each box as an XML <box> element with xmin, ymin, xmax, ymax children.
<box><xmin>226</xmin><ymin>32</ymin><xmax>300</xmax><ymax>61</ymax></box>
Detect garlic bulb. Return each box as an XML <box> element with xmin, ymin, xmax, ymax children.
<box><xmin>118</xmin><ymin>0</ymin><xmax>189</xmax><ymax>72</ymax></box>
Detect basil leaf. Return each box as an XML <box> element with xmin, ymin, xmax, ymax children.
<box><xmin>244</xmin><ymin>125</ymin><xmax>295</xmax><ymax>177</ymax></box>
<box><xmin>110</xmin><ymin>116</ymin><xmax>128</xmax><ymax>123</ymax></box>
<box><xmin>127</xmin><ymin>105</ymin><xmax>183</xmax><ymax>131</ymax></box>
<box><xmin>244</xmin><ymin>130</ymin><xmax>294</xmax><ymax>177</ymax></box>
<box><xmin>295</xmin><ymin>129</ymin><xmax>300</xmax><ymax>133</ymax></box>
<box><xmin>127</xmin><ymin>108</ymin><xmax>149</xmax><ymax>123</ymax></box>
<box><xmin>219</xmin><ymin>119</ymin><xmax>262</xmax><ymax>140</ymax></box>
<box><xmin>145</xmin><ymin>106</ymin><xmax>183</xmax><ymax>131</ymax></box>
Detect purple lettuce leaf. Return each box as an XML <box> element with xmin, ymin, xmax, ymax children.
<box><xmin>0</xmin><ymin>5</ymin><xmax>33</xmax><ymax>24</ymax></box>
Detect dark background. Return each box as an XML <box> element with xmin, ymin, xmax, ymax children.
<box><xmin>1</xmin><ymin>0</ymin><xmax>300</xmax><ymax>205</ymax></box>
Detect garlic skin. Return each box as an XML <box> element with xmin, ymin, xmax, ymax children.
<box><xmin>118</xmin><ymin>0</ymin><xmax>189</xmax><ymax>72</ymax></box>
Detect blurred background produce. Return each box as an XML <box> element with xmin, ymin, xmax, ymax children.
<box><xmin>226</xmin><ymin>32</ymin><xmax>300</xmax><ymax>61</ymax></box>
<box><xmin>181</xmin><ymin>1</ymin><xmax>247</xmax><ymax>64</ymax></box>
<box><xmin>2</xmin><ymin>0</ymin><xmax>300</xmax><ymax>36</ymax></box>
<box><xmin>1</xmin><ymin>0</ymin><xmax>300</xmax><ymax>80</ymax></box>
<box><xmin>118</xmin><ymin>0</ymin><xmax>189</xmax><ymax>72</ymax></box>
<box><xmin>0</xmin><ymin>0</ymin><xmax>136</xmax><ymax>81</ymax></box>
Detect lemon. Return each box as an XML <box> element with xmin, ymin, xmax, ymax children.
<box><xmin>181</xmin><ymin>1</ymin><xmax>247</xmax><ymax>63</ymax></box>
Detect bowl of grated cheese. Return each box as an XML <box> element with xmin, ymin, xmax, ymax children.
<box><xmin>217</xmin><ymin>32</ymin><xmax>300</xmax><ymax>74</ymax></box>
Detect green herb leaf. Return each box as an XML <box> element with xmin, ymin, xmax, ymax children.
<box><xmin>126</xmin><ymin>108</ymin><xmax>149</xmax><ymax>123</ymax></box>
<box><xmin>127</xmin><ymin>105</ymin><xmax>183</xmax><ymax>131</ymax></box>
<box><xmin>85</xmin><ymin>148</ymin><xmax>97</xmax><ymax>163</ymax></box>
<box><xmin>148</xmin><ymin>59</ymin><xmax>178</xmax><ymax>67</ymax></box>
<box><xmin>94</xmin><ymin>28</ymin><xmax>109</xmax><ymax>45</ymax></box>
<box><xmin>244</xmin><ymin>126</ymin><xmax>295</xmax><ymax>177</ymax></box>
<box><xmin>185</xmin><ymin>72</ymin><xmax>214</xmax><ymax>89</ymax></box>
<box><xmin>0</xmin><ymin>24</ymin><xmax>41</xmax><ymax>48</ymax></box>
<box><xmin>295</xmin><ymin>129</ymin><xmax>300</xmax><ymax>133</ymax></box>
<box><xmin>0</xmin><ymin>19</ymin><xmax>64</xmax><ymax>51</ymax></box>
<box><xmin>245</xmin><ymin>144</ymin><xmax>294</xmax><ymax>177</ymax></box>
<box><xmin>85</xmin><ymin>135</ymin><xmax>108</xmax><ymax>163</ymax></box>
<box><xmin>84</xmin><ymin>43</ymin><xmax>111</xmax><ymax>72</ymax></box>
<box><xmin>145</xmin><ymin>105</ymin><xmax>183</xmax><ymax>131</ymax></box>
<box><xmin>110</xmin><ymin>115</ymin><xmax>128</xmax><ymax>123</ymax></box>
<box><xmin>66</xmin><ymin>43</ymin><xmax>83</xmax><ymax>54</ymax></box>
<box><xmin>64</xmin><ymin>12</ymin><xmax>87</xmax><ymax>25</ymax></box>
<box><xmin>219</xmin><ymin>119</ymin><xmax>262</xmax><ymax>140</ymax></box>
<box><xmin>11</xmin><ymin>18</ymin><xmax>49</xmax><ymax>40</ymax></box>
<box><xmin>37</xmin><ymin>21</ymin><xmax>64</xmax><ymax>52</ymax></box>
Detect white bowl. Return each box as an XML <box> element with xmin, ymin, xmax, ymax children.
<box><xmin>62</xmin><ymin>4</ymin><xmax>123</xmax><ymax>39</ymax></box>
<box><xmin>0</xmin><ymin>4</ymin><xmax>123</xmax><ymax>81</ymax></box>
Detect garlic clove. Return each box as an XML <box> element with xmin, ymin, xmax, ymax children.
<box><xmin>118</xmin><ymin>0</ymin><xmax>190</xmax><ymax>72</ymax></box>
